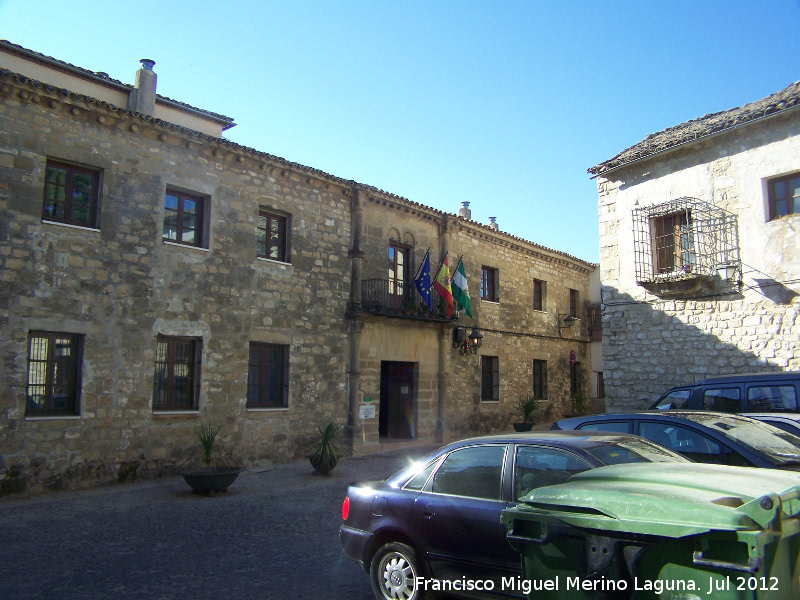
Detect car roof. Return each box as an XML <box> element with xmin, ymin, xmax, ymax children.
<box><xmin>441</xmin><ymin>429</ymin><xmax>646</xmax><ymax>450</ymax></box>
<box><xmin>558</xmin><ymin>410</ymin><xmax>763</xmax><ymax>426</ymax></box>
<box><xmin>677</xmin><ymin>372</ymin><xmax>799</xmax><ymax>386</ymax></box>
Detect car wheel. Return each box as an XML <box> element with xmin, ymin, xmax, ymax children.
<box><xmin>369</xmin><ymin>541</ymin><xmax>431</xmax><ymax>600</ymax></box>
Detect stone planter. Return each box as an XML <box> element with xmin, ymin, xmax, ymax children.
<box><xmin>179</xmin><ymin>466</ymin><xmax>244</xmax><ymax>496</ymax></box>
<box><xmin>512</xmin><ymin>422</ymin><xmax>533</xmax><ymax>432</ymax></box>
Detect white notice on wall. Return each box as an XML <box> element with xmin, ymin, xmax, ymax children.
<box><xmin>359</xmin><ymin>404</ymin><xmax>376</xmax><ymax>420</ymax></box>
<box><xmin>401</xmin><ymin>386</ymin><xmax>409</xmax><ymax>394</ymax></box>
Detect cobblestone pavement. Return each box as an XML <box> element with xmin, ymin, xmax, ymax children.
<box><xmin>0</xmin><ymin>444</ymin><xmax>442</xmax><ymax>600</ymax></box>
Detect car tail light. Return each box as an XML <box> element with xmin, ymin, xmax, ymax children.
<box><xmin>342</xmin><ymin>496</ymin><xmax>350</xmax><ymax>521</ymax></box>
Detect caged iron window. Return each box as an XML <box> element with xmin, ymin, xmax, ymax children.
<box><xmin>153</xmin><ymin>336</ymin><xmax>201</xmax><ymax>411</ymax></box>
<box><xmin>632</xmin><ymin>197</ymin><xmax>740</xmax><ymax>285</ymax></box>
<box><xmin>26</xmin><ymin>332</ymin><xmax>82</xmax><ymax>416</ymax></box>
<box><xmin>247</xmin><ymin>343</ymin><xmax>290</xmax><ymax>408</ymax></box>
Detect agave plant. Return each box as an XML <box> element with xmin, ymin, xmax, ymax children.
<box><xmin>308</xmin><ymin>422</ymin><xmax>348</xmax><ymax>475</ymax></box>
<box><xmin>194</xmin><ymin>420</ymin><xmax>220</xmax><ymax>469</ymax></box>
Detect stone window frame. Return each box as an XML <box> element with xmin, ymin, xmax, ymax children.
<box><xmin>152</xmin><ymin>335</ymin><xmax>202</xmax><ymax>412</ymax></box>
<box><xmin>247</xmin><ymin>342</ymin><xmax>290</xmax><ymax>409</ymax></box>
<box><xmin>42</xmin><ymin>159</ymin><xmax>102</xmax><ymax>229</ymax></box>
<box><xmin>481</xmin><ymin>355</ymin><xmax>500</xmax><ymax>403</ymax></box>
<box><xmin>257</xmin><ymin>208</ymin><xmax>290</xmax><ymax>263</ymax></box>
<box><xmin>481</xmin><ymin>266</ymin><xmax>499</xmax><ymax>302</ymax></box>
<box><xmin>25</xmin><ymin>331</ymin><xmax>83</xmax><ymax>417</ymax></box>
<box><xmin>767</xmin><ymin>172</ymin><xmax>800</xmax><ymax>220</ymax></box>
<box><xmin>163</xmin><ymin>189</ymin><xmax>209</xmax><ymax>248</ymax></box>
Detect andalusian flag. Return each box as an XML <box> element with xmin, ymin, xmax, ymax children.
<box><xmin>432</xmin><ymin>253</ymin><xmax>454</xmax><ymax>318</ymax></box>
<box><xmin>451</xmin><ymin>257</ymin><xmax>472</xmax><ymax>317</ymax></box>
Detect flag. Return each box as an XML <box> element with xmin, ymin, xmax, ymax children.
<box><xmin>414</xmin><ymin>248</ymin><xmax>433</xmax><ymax>313</ymax></box>
<box><xmin>451</xmin><ymin>256</ymin><xmax>472</xmax><ymax>317</ymax></box>
<box><xmin>432</xmin><ymin>253</ymin><xmax>454</xmax><ymax>318</ymax></box>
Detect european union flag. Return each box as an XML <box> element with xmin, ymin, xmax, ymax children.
<box><xmin>415</xmin><ymin>249</ymin><xmax>433</xmax><ymax>313</ymax></box>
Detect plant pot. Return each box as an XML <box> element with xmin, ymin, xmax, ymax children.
<box><xmin>512</xmin><ymin>422</ymin><xmax>533</xmax><ymax>432</ymax></box>
<box><xmin>179</xmin><ymin>466</ymin><xmax>244</xmax><ymax>496</ymax></box>
<box><xmin>309</xmin><ymin>452</ymin><xmax>339</xmax><ymax>475</ymax></box>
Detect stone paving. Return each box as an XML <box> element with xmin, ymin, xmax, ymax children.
<box><xmin>0</xmin><ymin>444</ymin><xmax>442</xmax><ymax>600</ymax></box>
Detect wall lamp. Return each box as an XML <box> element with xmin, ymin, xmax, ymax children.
<box><xmin>557</xmin><ymin>314</ymin><xmax>577</xmax><ymax>337</ymax></box>
<box><xmin>452</xmin><ymin>326</ymin><xmax>484</xmax><ymax>355</ymax></box>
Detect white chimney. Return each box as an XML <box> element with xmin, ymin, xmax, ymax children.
<box><xmin>488</xmin><ymin>216</ymin><xmax>498</xmax><ymax>231</ymax></box>
<box><xmin>458</xmin><ymin>201</ymin><xmax>472</xmax><ymax>219</ymax></box>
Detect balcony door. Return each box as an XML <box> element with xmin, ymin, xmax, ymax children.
<box><xmin>388</xmin><ymin>244</ymin><xmax>409</xmax><ymax>309</ymax></box>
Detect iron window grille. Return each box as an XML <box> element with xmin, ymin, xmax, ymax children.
<box><xmin>42</xmin><ymin>160</ymin><xmax>100</xmax><ymax>228</ymax></box>
<box><xmin>153</xmin><ymin>336</ymin><xmax>201</xmax><ymax>411</ymax></box>
<box><xmin>247</xmin><ymin>342</ymin><xmax>290</xmax><ymax>408</ymax></box>
<box><xmin>26</xmin><ymin>331</ymin><xmax>82</xmax><ymax>416</ymax></box>
<box><xmin>632</xmin><ymin>197</ymin><xmax>740</xmax><ymax>285</ymax></box>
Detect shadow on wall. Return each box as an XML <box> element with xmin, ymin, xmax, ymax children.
<box><xmin>601</xmin><ymin>287</ymin><xmax>798</xmax><ymax>411</ymax></box>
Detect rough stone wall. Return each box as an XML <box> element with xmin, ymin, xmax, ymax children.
<box><xmin>597</xmin><ymin>109</ymin><xmax>800</xmax><ymax>409</ymax></box>
<box><xmin>0</xmin><ymin>78</ymin><xmax>351</xmax><ymax>494</ymax></box>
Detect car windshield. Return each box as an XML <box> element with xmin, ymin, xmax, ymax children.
<box><xmin>680</xmin><ymin>413</ymin><xmax>800</xmax><ymax>464</ymax></box>
<box><xmin>584</xmin><ymin>436</ymin><xmax>690</xmax><ymax>465</ymax></box>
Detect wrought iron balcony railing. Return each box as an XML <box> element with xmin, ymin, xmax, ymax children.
<box><xmin>357</xmin><ymin>279</ymin><xmax>453</xmax><ymax>321</ymax></box>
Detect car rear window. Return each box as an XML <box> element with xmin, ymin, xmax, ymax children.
<box><xmin>747</xmin><ymin>385</ymin><xmax>798</xmax><ymax>412</ymax></box>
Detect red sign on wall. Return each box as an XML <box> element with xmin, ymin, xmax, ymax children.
<box><xmin>569</xmin><ymin>350</ymin><xmax>576</xmax><ymax>365</ymax></box>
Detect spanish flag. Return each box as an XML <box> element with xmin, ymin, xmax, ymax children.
<box><xmin>432</xmin><ymin>253</ymin><xmax>454</xmax><ymax>318</ymax></box>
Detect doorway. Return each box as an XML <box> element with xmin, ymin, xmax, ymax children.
<box><xmin>379</xmin><ymin>361</ymin><xmax>417</xmax><ymax>439</ymax></box>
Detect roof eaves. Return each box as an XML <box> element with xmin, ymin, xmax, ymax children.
<box><xmin>588</xmin><ymin>79</ymin><xmax>800</xmax><ymax>178</ymax></box>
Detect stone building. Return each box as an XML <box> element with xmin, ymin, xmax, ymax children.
<box><xmin>0</xmin><ymin>40</ymin><xmax>595</xmax><ymax>495</ymax></box>
<box><xmin>589</xmin><ymin>80</ymin><xmax>800</xmax><ymax>410</ymax></box>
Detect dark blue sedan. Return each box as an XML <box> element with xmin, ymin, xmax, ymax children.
<box><xmin>339</xmin><ymin>431</ymin><xmax>688</xmax><ymax>600</ymax></box>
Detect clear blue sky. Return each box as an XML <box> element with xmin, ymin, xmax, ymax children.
<box><xmin>3</xmin><ymin>0</ymin><xmax>799</xmax><ymax>262</ymax></box>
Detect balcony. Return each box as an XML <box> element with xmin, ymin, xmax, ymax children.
<box><xmin>355</xmin><ymin>279</ymin><xmax>454</xmax><ymax>321</ymax></box>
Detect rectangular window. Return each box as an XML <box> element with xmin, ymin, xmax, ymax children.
<box><xmin>569</xmin><ymin>289</ymin><xmax>579</xmax><ymax>317</ymax></box>
<box><xmin>481</xmin><ymin>356</ymin><xmax>499</xmax><ymax>402</ymax></box>
<box><xmin>570</xmin><ymin>362</ymin><xmax>582</xmax><ymax>397</ymax></box>
<box><xmin>42</xmin><ymin>160</ymin><xmax>100</xmax><ymax>227</ymax></box>
<box><xmin>768</xmin><ymin>173</ymin><xmax>800</xmax><ymax>220</ymax></box>
<box><xmin>588</xmin><ymin>305</ymin><xmax>602</xmax><ymax>341</ymax></box>
<box><xmin>652</xmin><ymin>210</ymin><xmax>696</xmax><ymax>275</ymax></box>
<box><xmin>533</xmin><ymin>279</ymin><xmax>545</xmax><ymax>311</ymax></box>
<box><xmin>257</xmin><ymin>210</ymin><xmax>288</xmax><ymax>261</ymax></box>
<box><xmin>481</xmin><ymin>267</ymin><xmax>498</xmax><ymax>301</ymax></box>
<box><xmin>164</xmin><ymin>191</ymin><xmax>206</xmax><ymax>247</ymax></box>
<box><xmin>153</xmin><ymin>336</ymin><xmax>201</xmax><ymax>411</ymax></box>
<box><xmin>388</xmin><ymin>244</ymin><xmax>409</xmax><ymax>302</ymax></box>
<box><xmin>247</xmin><ymin>342</ymin><xmax>290</xmax><ymax>408</ymax></box>
<box><xmin>532</xmin><ymin>360</ymin><xmax>547</xmax><ymax>399</ymax></box>
<box><xmin>26</xmin><ymin>332</ymin><xmax>82</xmax><ymax>416</ymax></box>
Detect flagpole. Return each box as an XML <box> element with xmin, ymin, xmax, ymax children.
<box><xmin>413</xmin><ymin>247</ymin><xmax>431</xmax><ymax>282</ymax></box>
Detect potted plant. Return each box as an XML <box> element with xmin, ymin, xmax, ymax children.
<box><xmin>308</xmin><ymin>422</ymin><xmax>348</xmax><ymax>475</ymax></box>
<box><xmin>571</xmin><ymin>390</ymin><xmax>590</xmax><ymax>416</ymax></box>
<box><xmin>178</xmin><ymin>421</ymin><xmax>243</xmax><ymax>496</ymax></box>
<box><xmin>512</xmin><ymin>396</ymin><xmax>539</xmax><ymax>432</ymax></box>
